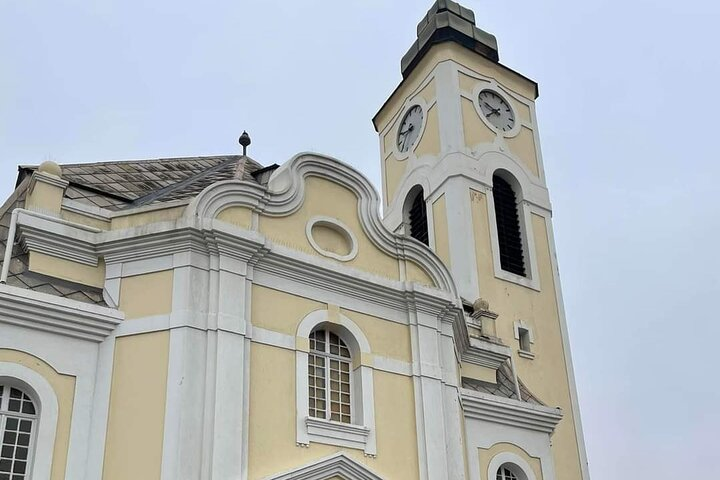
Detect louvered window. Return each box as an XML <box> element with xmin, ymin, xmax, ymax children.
<box><xmin>492</xmin><ymin>175</ymin><xmax>525</xmax><ymax>277</ymax></box>
<box><xmin>408</xmin><ymin>189</ymin><xmax>429</xmax><ymax>245</ymax></box>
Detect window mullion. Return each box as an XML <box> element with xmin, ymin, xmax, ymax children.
<box><xmin>324</xmin><ymin>330</ymin><xmax>331</xmax><ymax>421</ymax></box>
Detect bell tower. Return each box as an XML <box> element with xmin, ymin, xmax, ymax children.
<box><xmin>373</xmin><ymin>2</ymin><xmax>590</xmax><ymax>479</ymax></box>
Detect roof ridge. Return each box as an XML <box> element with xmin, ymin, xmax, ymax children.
<box><xmin>19</xmin><ymin>154</ymin><xmax>257</xmax><ymax>169</ymax></box>
<box><xmin>128</xmin><ymin>156</ymin><xmax>242</xmax><ymax>208</ymax></box>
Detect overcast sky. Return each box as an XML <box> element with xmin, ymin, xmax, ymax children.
<box><xmin>2</xmin><ymin>1</ymin><xmax>719</xmax><ymax>478</ymax></box>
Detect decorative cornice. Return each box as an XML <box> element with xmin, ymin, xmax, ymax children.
<box><xmin>15</xmin><ymin>209</ymin><xmax>100</xmax><ymax>266</ymax></box>
<box><xmin>265</xmin><ymin>452</ymin><xmax>383</xmax><ymax>480</ymax></box>
<box><xmin>461</xmin><ymin>388</ymin><xmax>563</xmax><ymax>434</ymax></box>
<box><xmin>461</xmin><ymin>336</ymin><xmax>511</xmax><ymax>369</ymax></box>
<box><xmin>0</xmin><ymin>284</ymin><xmax>123</xmax><ymax>342</ymax></box>
<box><xmin>185</xmin><ymin>152</ymin><xmax>458</xmax><ymax>297</ymax></box>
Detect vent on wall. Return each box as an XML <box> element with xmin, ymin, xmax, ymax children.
<box><xmin>492</xmin><ymin>175</ymin><xmax>525</xmax><ymax>276</ymax></box>
<box><xmin>408</xmin><ymin>189</ymin><xmax>429</xmax><ymax>246</ymax></box>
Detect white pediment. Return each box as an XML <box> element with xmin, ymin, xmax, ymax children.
<box><xmin>265</xmin><ymin>453</ymin><xmax>384</xmax><ymax>480</ymax></box>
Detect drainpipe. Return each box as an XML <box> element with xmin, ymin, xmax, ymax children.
<box><xmin>0</xmin><ymin>209</ymin><xmax>19</xmax><ymax>284</ymax></box>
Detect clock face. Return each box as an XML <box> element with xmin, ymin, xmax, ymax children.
<box><xmin>478</xmin><ymin>90</ymin><xmax>515</xmax><ymax>132</ymax></box>
<box><xmin>397</xmin><ymin>105</ymin><xmax>424</xmax><ymax>153</ymax></box>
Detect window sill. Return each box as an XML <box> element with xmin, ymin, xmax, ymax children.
<box><xmin>518</xmin><ymin>350</ymin><xmax>535</xmax><ymax>360</ymax></box>
<box><xmin>494</xmin><ymin>268</ymin><xmax>540</xmax><ymax>291</ymax></box>
<box><xmin>304</xmin><ymin>417</ymin><xmax>371</xmax><ymax>451</ymax></box>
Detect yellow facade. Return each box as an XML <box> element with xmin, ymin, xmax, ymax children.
<box><xmin>0</xmin><ymin>3</ymin><xmax>587</xmax><ymax>480</ymax></box>
<box><xmin>103</xmin><ymin>332</ymin><xmax>170</xmax><ymax>480</ymax></box>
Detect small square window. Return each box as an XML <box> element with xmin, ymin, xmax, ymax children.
<box><xmin>518</xmin><ymin>328</ymin><xmax>531</xmax><ymax>353</ymax></box>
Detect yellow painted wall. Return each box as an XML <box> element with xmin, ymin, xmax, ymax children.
<box><xmin>383</xmin><ymin>155</ymin><xmax>407</xmax><ymax>206</ymax></box>
<box><xmin>506</xmin><ymin>126</ymin><xmax>540</xmax><ymax>178</ymax></box>
<box><xmin>414</xmin><ymin>104</ymin><xmax>440</xmax><ymax>159</ymax></box>
<box><xmin>478</xmin><ymin>443</ymin><xmax>543</xmax><ymax>480</ymax></box>
<box><xmin>118</xmin><ymin>270</ymin><xmax>174</xmax><ymax>320</ymax></box>
<box><xmin>110</xmin><ymin>205</ymin><xmax>185</xmax><ymax>230</ymax></box>
<box><xmin>60</xmin><ymin>209</ymin><xmax>111</xmax><ymax>231</ymax></box>
<box><xmin>461</xmin><ymin>97</ymin><xmax>496</xmax><ymax>148</ymax></box>
<box><xmin>468</xmin><ymin>188</ymin><xmax>583</xmax><ymax>480</ymax></box>
<box><xmin>216</xmin><ymin>206</ymin><xmax>254</xmax><ymax>229</ymax></box>
<box><xmin>259</xmin><ymin>176</ymin><xmax>400</xmax><ymax>280</ymax></box>
<box><xmin>340</xmin><ymin>308</ymin><xmax>412</xmax><ymax>363</ymax></box>
<box><xmin>28</xmin><ymin>252</ymin><xmax>106</xmax><ymax>288</ymax></box>
<box><xmin>461</xmin><ymin>361</ymin><xmax>496</xmax><ymax>384</ymax></box>
<box><xmin>251</xmin><ymin>285</ymin><xmax>324</xmax><ymax>336</ymax></box>
<box><xmin>25</xmin><ymin>179</ymin><xmax>64</xmax><ymax>215</ymax></box>
<box><xmin>247</xmin><ymin>342</ymin><xmax>419</xmax><ymax>480</ymax></box>
<box><xmin>0</xmin><ymin>349</ymin><xmax>75</xmax><ymax>480</ymax></box>
<box><xmin>103</xmin><ymin>331</ymin><xmax>170</xmax><ymax>480</ymax></box>
<box><xmin>405</xmin><ymin>261</ymin><xmax>435</xmax><ymax>288</ymax></box>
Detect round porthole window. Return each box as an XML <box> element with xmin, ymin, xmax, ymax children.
<box><xmin>305</xmin><ymin>216</ymin><xmax>358</xmax><ymax>262</ymax></box>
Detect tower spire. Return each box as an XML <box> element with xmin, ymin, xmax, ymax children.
<box><xmin>401</xmin><ymin>0</ymin><xmax>499</xmax><ymax>79</ymax></box>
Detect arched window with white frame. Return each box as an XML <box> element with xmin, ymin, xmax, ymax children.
<box><xmin>308</xmin><ymin>328</ymin><xmax>352</xmax><ymax>424</ymax></box>
<box><xmin>0</xmin><ymin>384</ymin><xmax>38</xmax><ymax>479</ymax></box>
<box><xmin>296</xmin><ymin>309</ymin><xmax>377</xmax><ymax>457</ymax></box>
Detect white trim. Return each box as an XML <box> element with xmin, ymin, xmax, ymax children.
<box><xmin>0</xmin><ymin>283</ymin><xmax>123</xmax><ymax>342</ymax></box>
<box><xmin>461</xmin><ymin>389</ymin><xmax>562</xmax><ymax>434</ymax></box>
<box><xmin>305</xmin><ymin>215</ymin><xmax>359</xmax><ymax>262</ymax></box>
<box><xmin>295</xmin><ymin>309</ymin><xmax>376</xmax><ymax>456</ymax></box>
<box><xmin>186</xmin><ymin>152</ymin><xmax>458</xmax><ymax>296</ymax></box>
<box><xmin>485</xmin><ymin>176</ymin><xmax>541</xmax><ymax>291</ymax></box>
<box><xmin>0</xmin><ymin>362</ymin><xmax>58</xmax><ymax>480</ymax></box>
<box><xmin>487</xmin><ymin>452</ymin><xmax>537</xmax><ymax>480</ymax></box>
<box><xmin>265</xmin><ymin>452</ymin><xmax>384</xmax><ymax>480</ymax></box>
<box><xmin>305</xmin><ymin>416</ymin><xmax>370</xmax><ymax>449</ymax></box>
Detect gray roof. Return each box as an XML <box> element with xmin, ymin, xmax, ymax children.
<box><xmin>2</xmin><ymin>153</ymin><xmax>270</xmax><ymax>306</ymax></box>
<box><xmin>19</xmin><ymin>154</ymin><xmax>266</xmax><ymax>211</ymax></box>
<box><xmin>462</xmin><ymin>361</ymin><xmax>545</xmax><ymax>405</ymax></box>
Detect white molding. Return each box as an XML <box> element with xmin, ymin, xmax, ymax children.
<box><xmin>295</xmin><ymin>309</ymin><xmax>377</xmax><ymax>456</ymax></box>
<box><xmin>265</xmin><ymin>452</ymin><xmax>384</xmax><ymax>480</ymax></box>
<box><xmin>0</xmin><ymin>284</ymin><xmax>123</xmax><ymax>342</ymax></box>
<box><xmin>487</xmin><ymin>451</ymin><xmax>537</xmax><ymax>480</ymax></box>
<box><xmin>15</xmin><ymin>209</ymin><xmax>100</xmax><ymax>266</ymax></box>
<box><xmin>0</xmin><ymin>361</ymin><xmax>58</xmax><ymax>480</ymax></box>
<box><xmin>485</xmin><ymin>183</ymin><xmax>541</xmax><ymax>291</ymax></box>
<box><xmin>461</xmin><ymin>337</ymin><xmax>511</xmax><ymax>369</ymax></box>
<box><xmin>305</xmin><ymin>416</ymin><xmax>370</xmax><ymax>450</ymax></box>
<box><xmin>305</xmin><ymin>215</ymin><xmax>359</xmax><ymax>262</ymax></box>
<box><xmin>461</xmin><ymin>389</ymin><xmax>562</xmax><ymax>434</ymax></box>
<box><xmin>186</xmin><ymin>152</ymin><xmax>458</xmax><ymax>297</ymax></box>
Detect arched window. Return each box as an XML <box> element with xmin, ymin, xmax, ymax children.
<box><xmin>308</xmin><ymin>329</ymin><xmax>352</xmax><ymax>423</ymax></box>
<box><xmin>0</xmin><ymin>384</ymin><xmax>37</xmax><ymax>479</ymax></box>
<box><xmin>492</xmin><ymin>174</ymin><xmax>525</xmax><ymax>277</ymax></box>
<box><xmin>405</xmin><ymin>187</ymin><xmax>429</xmax><ymax>245</ymax></box>
<box><xmin>496</xmin><ymin>465</ymin><xmax>519</xmax><ymax>480</ymax></box>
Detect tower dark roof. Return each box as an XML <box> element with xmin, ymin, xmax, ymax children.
<box><xmin>401</xmin><ymin>0</ymin><xmax>499</xmax><ymax>79</ymax></box>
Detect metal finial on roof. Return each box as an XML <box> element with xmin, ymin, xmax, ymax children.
<box><xmin>238</xmin><ymin>131</ymin><xmax>251</xmax><ymax>156</ymax></box>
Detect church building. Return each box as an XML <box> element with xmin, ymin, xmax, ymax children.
<box><xmin>0</xmin><ymin>1</ymin><xmax>589</xmax><ymax>479</ymax></box>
